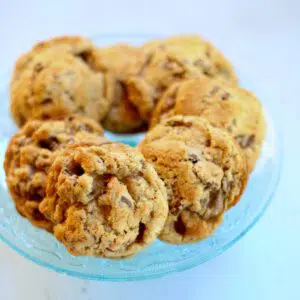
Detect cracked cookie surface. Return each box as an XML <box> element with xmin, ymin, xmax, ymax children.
<box><xmin>139</xmin><ymin>116</ymin><xmax>247</xmax><ymax>244</ymax></box>
<box><xmin>39</xmin><ymin>142</ymin><xmax>168</xmax><ymax>258</ymax></box>
<box><xmin>125</xmin><ymin>45</ymin><xmax>201</xmax><ymax>121</ymax></box>
<box><xmin>4</xmin><ymin>115</ymin><xmax>104</xmax><ymax>231</ymax></box>
<box><xmin>151</xmin><ymin>78</ymin><xmax>266</xmax><ymax>171</ymax></box>
<box><xmin>10</xmin><ymin>48</ymin><xmax>112</xmax><ymax>127</ymax></box>
<box><xmin>12</xmin><ymin>36</ymin><xmax>97</xmax><ymax>82</ymax></box>
<box><xmin>143</xmin><ymin>35</ymin><xmax>238</xmax><ymax>84</ymax></box>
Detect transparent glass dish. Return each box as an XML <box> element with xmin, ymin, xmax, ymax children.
<box><xmin>0</xmin><ymin>35</ymin><xmax>282</xmax><ymax>281</ymax></box>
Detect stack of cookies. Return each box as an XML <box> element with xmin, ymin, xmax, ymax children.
<box><xmin>4</xmin><ymin>35</ymin><xmax>265</xmax><ymax>258</ymax></box>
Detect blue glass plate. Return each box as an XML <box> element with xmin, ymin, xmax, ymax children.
<box><xmin>0</xmin><ymin>35</ymin><xmax>282</xmax><ymax>281</ymax></box>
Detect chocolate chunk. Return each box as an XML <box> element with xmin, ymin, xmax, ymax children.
<box><xmin>67</xmin><ymin>161</ymin><xmax>84</xmax><ymax>176</ymax></box>
<box><xmin>235</xmin><ymin>134</ymin><xmax>255</xmax><ymax>148</ymax></box>
<box><xmin>76</xmin><ymin>51</ymin><xmax>91</xmax><ymax>63</ymax></box>
<box><xmin>38</xmin><ymin>136</ymin><xmax>59</xmax><ymax>150</ymax></box>
<box><xmin>168</xmin><ymin>120</ymin><xmax>192</xmax><ymax>128</ymax></box>
<box><xmin>100</xmin><ymin>205</ymin><xmax>112</xmax><ymax>218</ymax></box>
<box><xmin>32</xmin><ymin>208</ymin><xmax>46</xmax><ymax>220</ymax></box>
<box><xmin>188</xmin><ymin>153</ymin><xmax>199</xmax><ymax>163</ymax></box>
<box><xmin>136</xmin><ymin>223</ymin><xmax>146</xmax><ymax>243</ymax></box>
<box><xmin>120</xmin><ymin>196</ymin><xmax>132</xmax><ymax>208</ymax></box>
<box><xmin>221</xmin><ymin>92</ymin><xmax>230</xmax><ymax>100</ymax></box>
<box><xmin>174</xmin><ymin>215</ymin><xmax>186</xmax><ymax>235</ymax></box>
<box><xmin>40</xmin><ymin>98</ymin><xmax>53</xmax><ymax>105</ymax></box>
<box><xmin>34</xmin><ymin>63</ymin><xmax>44</xmax><ymax>73</ymax></box>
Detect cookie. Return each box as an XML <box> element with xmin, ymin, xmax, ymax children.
<box><xmin>143</xmin><ymin>35</ymin><xmax>238</xmax><ymax>84</ymax></box>
<box><xmin>139</xmin><ymin>116</ymin><xmax>247</xmax><ymax>244</ymax></box>
<box><xmin>39</xmin><ymin>143</ymin><xmax>168</xmax><ymax>258</ymax></box>
<box><xmin>13</xmin><ymin>36</ymin><xmax>97</xmax><ymax>81</ymax></box>
<box><xmin>151</xmin><ymin>77</ymin><xmax>266</xmax><ymax>171</ymax></box>
<box><xmin>91</xmin><ymin>44</ymin><xmax>147</xmax><ymax>133</ymax></box>
<box><xmin>125</xmin><ymin>45</ymin><xmax>201</xmax><ymax>121</ymax></box>
<box><xmin>101</xmin><ymin>78</ymin><xmax>146</xmax><ymax>133</ymax></box>
<box><xmin>4</xmin><ymin>115</ymin><xmax>105</xmax><ymax>231</ymax></box>
<box><xmin>90</xmin><ymin>44</ymin><xmax>145</xmax><ymax>76</ymax></box>
<box><xmin>10</xmin><ymin>48</ymin><xmax>112</xmax><ymax>127</ymax></box>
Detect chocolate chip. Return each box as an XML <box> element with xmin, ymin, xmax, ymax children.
<box><xmin>136</xmin><ymin>223</ymin><xmax>146</xmax><ymax>243</ymax></box>
<box><xmin>188</xmin><ymin>153</ymin><xmax>199</xmax><ymax>163</ymax></box>
<box><xmin>40</xmin><ymin>98</ymin><xmax>53</xmax><ymax>105</ymax></box>
<box><xmin>34</xmin><ymin>63</ymin><xmax>44</xmax><ymax>73</ymax></box>
<box><xmin>32</xmin><ymin>208</ymin><xmax>45</xmax><ymax>220</ymax></box>
<box><xmin>100</xmin><ymin>205</ymin><xmax>112</xmax><ymax>218</ymax></box>
<box><xmin>235</xmin><ymin>134</ymin><xmax>255</xmax><ymax>148</ymax></box>
<box><xmin>206</xmin><ymin>139</ymin><xmax>211</xmax><ymax>147</ymax></box>
<box><xmin>41</xmin><ymin>113</ymin><xmax>50</xmax><ymax>120</ymax></box>
<box><xmin>120</xmin><ymin>196</ymin><xmax>132</xmax><ymax>208</ymax></box>
<box><xmin>30</xmin><ymin>193</ymin><xmax>43</xmax><ymax>201</ymax></box>
<box><xmin>221</xmin><ymin>92</ymin><xmax>230</xmax><ymax>100</ymax></box>
<box><xmin>67</xmin><ymin>161</ymin><xmax>84</xmax><ymax>176</ymax></box>
<box><xmin>168</xmin><ymin>120</ymin><xmax>192</xmax><ymax>128</ymax></box>
<box><xmin>76</xmin><ymin>51</ymin><xmax>91</xmax><ymax>63</ymax></box>
<box><xmin>38</xmin><ymin>136</ymin><xmax>59</xmax><ymax>150</ymax></box>
<box><xmin>174</xmin><ymin>215</ymin><xmax>186</xmax><ymax>235</ymax></box>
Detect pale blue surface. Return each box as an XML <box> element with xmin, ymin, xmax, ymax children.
<box><xmin>0</xmin><ymin>0</ymin><xmax>299</xmax><ymax>299</ymax></box>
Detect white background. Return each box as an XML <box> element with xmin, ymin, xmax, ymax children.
<box><xmin>0</xmin><ymin>1</ymin><xmax>299</xmax><ymax>299</ymax></box>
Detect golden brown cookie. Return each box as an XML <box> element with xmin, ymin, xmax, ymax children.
<box><xmin>143</xmin><ymin>35</ymin><xmax>238</xmax><ymax>84</ymax></box>
<box><xmin>10</xmin><ymin>48</ymin><xmax>112</xmax><ymax>127</ymax></box>
<box><xmin>4</xmin><ymin>115</ymin><xmax>104</xmax><ymax>231</ymax></box>
<box><xmin>13</xmin><ymin>36</ymin><xmax>97</xmax><ymax>81</ymax></box>
<box><xmin>91</xmin><ymin>44</ymin><xmax>147</xmax><ymax>133</ymax></box>
<box><xmin>151</xmin><ymin>78</ymin><xmax>266</xmax><ymax>171</ymax></box>
<box><xmin>125</xmin><ymin>45</ymin><xmax>201</xmax><ymax>121</ymax></box>
<box><xmin>39</xmin><ymin>143</ymin><xmax>168</xmax><ymax>258</ymax></box>
<box><xmin>101</xmin><ymin>79</ymin><xmax>145</xmax><ymax>133</ymax></box>
<box><xmin>90</xmin><ymin>44</ymin><xmax>145</xmax><ymax>76</ymax></box>
<box><xmin>139</xmin><ymin>116</ymin><xmax>248</xmax><ymax>244</ymax></box>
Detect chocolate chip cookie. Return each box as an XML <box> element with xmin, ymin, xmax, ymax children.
<box><xmin>125</xmin><ymin>45</ymin><xmax>201</xmax><ymax>122</ymax></box>
<box><xmin>151</xmin><ymin>78</ymin><xmax>266</xmax><ymax>171</ymax></box>
<box><xmin>39</xmin><ymin>143</ymin><xmax>168</xmax><ymax>258</ymax></box>
<box><xmin>13</xmin><ymin>36</ymin><xmax>97</xmax><ymax>81</ymax></box>
<box><xmin>10</xmin><ymin>48</ymin><xmax>112</xmax><ymax>127</ymax></box>
<box><xmin>4</xmin><ymin>115</ymin><xmax>104</xmax><ymax>231</ymax></box>
<box><xmin>91</xmin><ymin>44</ymin><xmax>147</xmax><ymax>133</ymax></box>
<box><xmin>139</xmin><ymin>116</ymin><xmax>247</xmax><ymax>244</ymax></box>
<box><xmin>143</xmin><ymin>35</ymin><xmax>238</xmax><ymax>84</ymax></box>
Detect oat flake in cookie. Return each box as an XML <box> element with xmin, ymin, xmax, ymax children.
<box><xmin>4</xmin><ymin>116</ymin><xmax>105</xmax><ymax>232</ymax></box>
<box><xmin>139</xmin><ymin>116</ymin><xmax>248</xmax><ymax>244</ymax></box>
<box><xmin>151</xmin><ymin>78</ymin><xmax>266</xmax><ymax>172</ymax></box>
<box><xmin>39</xmin><ymin>143</ymin><xmax>168</xmax><ymax>258</ymax></box>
